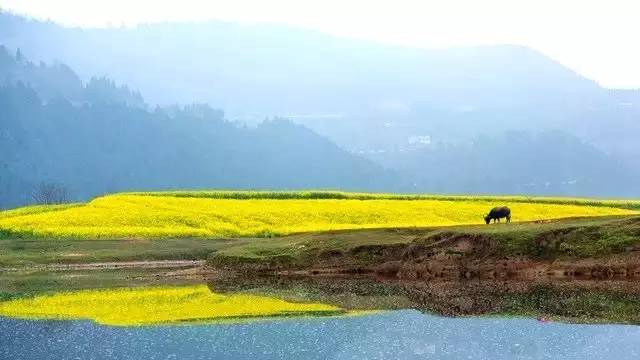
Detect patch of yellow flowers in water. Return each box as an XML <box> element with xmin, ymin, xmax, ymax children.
<box><xmin>0</xmin><ymin>285</ymin><xmax>344</xmax><ymax>326</ymax></box>
<box><xmin>0</xmin><ymin>193</ymin><xmax>636</xmax><ymax>238</ymax></box>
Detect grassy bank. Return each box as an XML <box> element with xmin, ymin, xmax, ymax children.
<box><xmin>0</xmin><ymin>238</ymin><xmax>233</xmax><ymax>267</ymax></box>
<box><xmin>0</xmin><ymin>192</ymin><xmax>636</xmax><ymax>239</ymax></box>
<box><xmin>0</xmin><ymin>268</ymin><xmax>210</xmax><ymax>301</ymax></box>
<box><xmin>3</xmin><ymin>216</ymin><xmax>639</xmax><ymax>270</ymax></box>
<box><xmin>209</xmin><ymin>215</ymin><xmax>640</xmax><ymax>267</ymax></box>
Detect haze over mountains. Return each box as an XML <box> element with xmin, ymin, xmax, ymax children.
<box><xmin>1</xmin><ymin>12</ymin><xmax>639</xmax><ymax>207</ymax></box>
<box><xmin>0</xmin><ymin>45</ymin><xmax>390</xmax><ymax>208</ymax></box>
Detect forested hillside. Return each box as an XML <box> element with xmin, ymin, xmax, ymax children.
<box><xmin>1</xmin><ymin>12</ymin><xmax>638</xmax><ymax>160</ymax></box>
<box><xmin>2</xmin><ymin>42</ymin><xmax>640</xmax><ymax>208</ymax></box>
<box><xmin>2</xmin><ymin>11</ymin><xmax>640</xmax><ymax>206</ymax></box>
<box><xmin>0</xmin><ymin>45</ymin><xmax>144</xmax><ymax>107</ymax></box>
<box><xmin>0</xmin><ymin>50</ymin><xmax>391</xmax><ymax>208</ymax></box>
<box><xmin>370</xmin><ymin>131</ymin><xmax>640</xmax><ymax>196</ymax></box>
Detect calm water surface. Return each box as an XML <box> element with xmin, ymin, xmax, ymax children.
<box><xmin>2</xmin><ymin>310</ymin><xmax>639</xmax><ymax>360</ymax></box>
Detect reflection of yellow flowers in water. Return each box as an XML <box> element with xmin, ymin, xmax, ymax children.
<box><xmin>0</xmin><ymin>193</ymin><xmax>635</xmax><ymax>238</ymax></box>
<box><xmin>0</xmin><ymin>286</ymin><xmax>344</xmax><ymax>326</ymax></box>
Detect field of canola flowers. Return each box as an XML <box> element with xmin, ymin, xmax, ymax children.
<box><xmin>0</xmin><ymin>192</ymin><xmax>636</xmax><ymax>239</ymax></box>
<box><xmin>0</xmin><ymin>285</ymin><xmax>343</xmax><ymax>326</ymax></box>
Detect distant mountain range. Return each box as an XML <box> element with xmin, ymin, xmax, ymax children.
<box><xmin>1</xmin><ymin>12</ymin><xmax>639</xmax><ymax>205</ymax></box>
<box><xmin>2</xmin><ymin>12</ymin><xmax>638</xmax><ymax>157</ymax></box>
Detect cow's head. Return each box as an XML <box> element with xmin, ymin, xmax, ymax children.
<box><xmin>484</xmin><ymin>214</ymin><xmax>491</xmax><ymax>224</ymax></box>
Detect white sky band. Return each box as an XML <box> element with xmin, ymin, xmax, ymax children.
<box><xmin>1</xmin><ymin>0</ymin><xmax>639</xmax><ymax>88</ymax></box>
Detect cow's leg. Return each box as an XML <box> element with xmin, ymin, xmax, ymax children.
<box><xmin>507</xmin><ymin>215</ymin><xmax>511</xmax><ymax>223</ymax></box>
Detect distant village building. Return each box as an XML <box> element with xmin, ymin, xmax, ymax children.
<box><xmin>408</xmin><ymin>135</ymin><xmax>431</xmax><ymax>146</ymax></box>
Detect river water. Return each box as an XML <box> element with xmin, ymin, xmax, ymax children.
<box><xmin>2</xmin><ymin>310</ymin><xmax>639</xmax><ymax>360</ymax></box>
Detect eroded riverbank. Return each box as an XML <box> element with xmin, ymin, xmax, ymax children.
<box><xmin>207</xmin><ymin>216</ymin><xmax>640</xmax><ymax>284</ymax></box>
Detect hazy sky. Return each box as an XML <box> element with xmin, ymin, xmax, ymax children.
<box><xmin>2</xmin><ymin>0</ymin><xmax>639</xmax><ymax>88</ymax></box>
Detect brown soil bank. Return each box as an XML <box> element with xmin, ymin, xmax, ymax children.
<box><xmin>208</xmin><ymin>215</ymin><xmax>640</xmax><ymax>281</ymax></box>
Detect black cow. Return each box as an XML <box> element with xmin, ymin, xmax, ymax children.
<box><xmin>484</xmin><ymin>206</ymin><xmax>511</xmax><ymax>224</ymax></box>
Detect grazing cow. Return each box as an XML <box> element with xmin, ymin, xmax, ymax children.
<box><xmin>484</xmin><ymin>206</ymin><xmax>511</xmax><ymax>224</ymax></box>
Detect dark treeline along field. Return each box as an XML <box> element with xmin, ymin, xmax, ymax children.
<box><xmin>1</xmin><ymin>11</ymin><xmax>640</xmax><ymax>208</ymax></box>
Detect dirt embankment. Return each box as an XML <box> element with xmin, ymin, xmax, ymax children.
<box><xmin>209</xmin><ymin>218</ymin><xmax>640</xmax><ymax>281</ymax></box>
<box><xmin>390</xmin><ymin>232</ymin><xmax>640</xmax><ymax>281</ymax></box>
<box><xmin>295</xmin><ymin>238</ymin><xmax>640</xmax><ymax>281</ymax></box>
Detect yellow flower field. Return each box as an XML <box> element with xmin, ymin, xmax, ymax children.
<box><xmin>0</xmin><ymin>192</ymin><xmax>636</xmax><ymax>239</ymax></box>
<box><xmin>0</xmin><ymin>285</ymin><xmax>343</xmax><ymax>326</ymax></box>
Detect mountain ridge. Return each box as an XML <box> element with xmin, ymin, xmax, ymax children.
<box><xmin>0</xmin><ymin>48</ymin><xmax>394</xmax><ymax>208</ymax></box>
<box><xmin>2</xmin><ymin>12</ymin><xmax>635</xmax><ymax>158</ymax></box>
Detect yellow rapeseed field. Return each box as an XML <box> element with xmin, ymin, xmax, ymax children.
<box><xmin>0</xmin><ymin>285</ymin><xmax>343</xmax><ymax>326</ymax></box>
<box><xmin>0</xmin><ymin>192</ymin><xmax>636</xmax><ymax>238</ymax></box>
